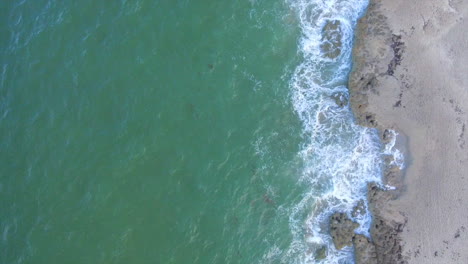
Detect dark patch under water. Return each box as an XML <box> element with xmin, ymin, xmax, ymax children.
<box><xmin>320</xmin><ymin>20</ymin><xmax>343</xmax><ymax>59</ymax></box>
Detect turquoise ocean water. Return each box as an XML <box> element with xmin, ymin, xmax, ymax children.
<box><xmin>1</xmin><ymin>0</ymin><xmax>403</xmax><ymax>263</ymax></box>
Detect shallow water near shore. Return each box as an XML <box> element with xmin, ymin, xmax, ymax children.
<box><xmin>1</xmin><ymin>0</ymin><xmax>394</xmax><ymax>263</ymax></box>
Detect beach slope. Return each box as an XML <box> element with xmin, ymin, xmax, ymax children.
<box><xmin>349</xmin><ymin>0</ymin><xmax>468</xmax><ymax>263</ymax></box>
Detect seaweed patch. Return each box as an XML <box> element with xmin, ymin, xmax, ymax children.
<box><xmin>387</xmin><ymin>34</ymin><xmax>405</xmax><ymax>76</ymax></box>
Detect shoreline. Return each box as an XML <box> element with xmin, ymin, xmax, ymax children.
<box><xmin>347</xmin><ymin>0</ymin><xmax>468</xmax><ymax>263</ymax></box>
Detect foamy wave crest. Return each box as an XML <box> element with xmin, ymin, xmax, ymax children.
<box><xmin>278</xmin><ymin>0</ymin><xmax>394</xmax><ymax>263</ymax></box>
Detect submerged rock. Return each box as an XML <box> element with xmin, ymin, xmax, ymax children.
<box><xmin>331</xmin><ymin>91</ymin><xmax>348</xmax><ymax>108</ymax></box>
<box><xmin>320</xmin><ymin>20</ymin><xmax>343</xmax><ymax>59</ymax></box>
<box><xmin>315</xmin><ymin>245</ymin><xmax>327</xmax><ymax>260</ymax></box>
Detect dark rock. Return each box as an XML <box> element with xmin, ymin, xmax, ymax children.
<box><xmin>330</xmin><ymin>213</ymin><xmax>359</xmax><ymax>250</ymax></box>
<box><xmin>353</xmin><ymin>234</ymin><xmax>378</xmax><ymax>264</ymax></box>
<box><xmin>367</xmin><ymin>183</ymin><xmax>408</xmax><ymax>264</ymax></box>
<box><xmin>382</xmin><ymin>129</ymin><xmax>392</xmax><ymax>142</ymax></box>
<box><xmin>364</xmin><ymin>113</ymin><xmax>378</xmax><ymax>127</ymax></box>
<box><xmin>315</xmin><ymin>245</ymin><xmax>327</xmax><ymax>260</ymax></box>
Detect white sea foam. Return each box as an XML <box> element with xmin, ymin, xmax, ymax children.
<box><xmin>383</xmin><ymin>130</ymin><xmax>405</xmax><ymax>170</ymax></box>
<box><xmin>275</xmin><ymin>0</ymin><xmax>404</xmax><ymax>263</ymax></box>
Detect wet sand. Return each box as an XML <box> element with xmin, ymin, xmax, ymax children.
<box><xmin>348</xmin><ymin>0</ymin><xmax>468</xmax><ymax>263</ymax></box>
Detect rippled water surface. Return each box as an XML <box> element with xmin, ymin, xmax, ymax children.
<box><xmin>0</xmin><ymin>0</ymin><xmax>392</xmax><ymax>263</ymax></box>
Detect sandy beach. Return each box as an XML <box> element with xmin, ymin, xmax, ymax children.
<box><xmin>348</xmin><ymin>0</ymin><xmax>468</xmax><ymax>262</ymax></box>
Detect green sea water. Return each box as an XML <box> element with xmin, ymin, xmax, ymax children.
<box><xmin>1</xmin><ymin>1</ymin><xmax>310</xmax><ymax>263</ymax></box>
<box><xmin>2</xmin><ymin>0</ymin><xmax>389</xmax><ymax>263</ymax></box>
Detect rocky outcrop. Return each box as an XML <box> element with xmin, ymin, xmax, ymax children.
<box><xmin>329</xmin><ymin>213</ymin><xmax>359</xmax><ymax>250</ymax></box>
<box><xmin>347</xmin><ymin>0</ymin><xmax>409</xmax><ymax>263</ymax></box>
<box><xmin>353</xmin><ymin>234</ymin><xmax>378</xmax><ymax>264</ymax></box>
<box><xmin>349</xmin><ymin>0</ymin><xmax>397</xmax><ymax>128</ymax></box>
<box><xmin>367</xmin><ymin>184</ymin><xmax>407</xmax><ymax>264</ymax></box>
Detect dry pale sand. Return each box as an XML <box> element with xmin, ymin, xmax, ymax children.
<box><xmin>349</xmin><ymin>0</ymin><xmax>468</xmax><ymax>263</ymax></box>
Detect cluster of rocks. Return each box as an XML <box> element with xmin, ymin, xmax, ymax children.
<box><xmin>329</xmin><ymin>183</ymin><xmax>407</xmax><ymax>264</ymax></box>
<box><xmin>316</xmin><ymin>0</ymin><xmax>414</xmax><ymax>262</ymax></box>
<box><xmin>326</xmin><ymin>0</ymin><xmax>410</xmax><ymax>263</ymax></box>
